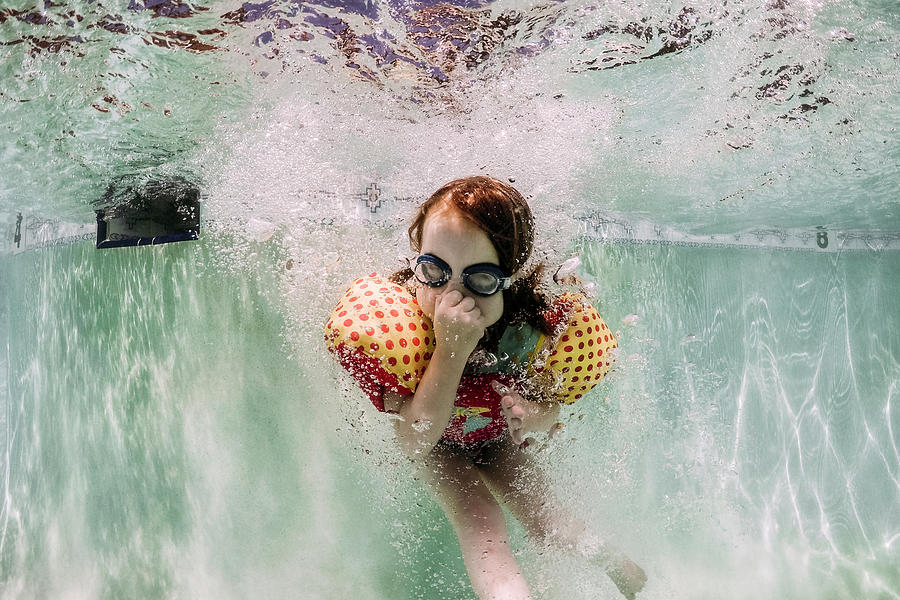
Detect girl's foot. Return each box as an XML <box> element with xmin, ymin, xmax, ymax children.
<box><xmin>606</xmin><ymin>556</ymin><xmax>647</xmax><ymax>600</ymax></box>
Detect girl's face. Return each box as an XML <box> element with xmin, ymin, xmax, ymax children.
<box><xmin>414</xmin><ymin>206</ymin><xmax>505</xmax><ymax>328</ymax></box>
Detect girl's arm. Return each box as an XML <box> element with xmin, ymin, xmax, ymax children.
<box><xmin>384</xmin><ymin>290</ymin><xmax>488</xmax><ymax>457</ymax></box>
<box><xmin>383</xmin><ymin>345</ymin><xmax>468</xmax><ymax>455</ymax></box>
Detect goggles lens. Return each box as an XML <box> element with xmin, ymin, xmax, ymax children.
<box><xmin>414</xmin><ymin>254</ymin><xmax>510</xmax><ymax>297</ymax></box>
<box><xmin>465</xmin><ymin>270</ymin><xmax>501</xmax><ymax>294</ymax></box>
<box><xmin>414</xmin><ymin>259</ymin><xmax>448</xmax><ymax>286</ymax></box>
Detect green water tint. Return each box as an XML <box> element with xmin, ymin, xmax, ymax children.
<box><xmin>2</xmin><ymin>235</ymin><xmax>898</xmax><ymax>599</ymax></box>
<box><xmin>2</xmin><ymin>0</ymin><xmax>899</xmax><ymax>597</ymax></box>
<box><xmin>0</xmin><ymin>240</ymin><xmax>391</xmax><ymax>598</ymax></box>
<box><xmin>577</xmin><ymin>239</ymin><xmax>900</xmax><ymax>599</ymax></box>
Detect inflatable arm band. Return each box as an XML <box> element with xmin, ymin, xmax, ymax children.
<box><xmin>527</xmin><ymin>292</ymin><xmax>617</xmax><ymax>403</ymax></box>
<box><xmin>325</xmin><ymin>274</ymin><xmax>617</xmax><ymax>409</ymax></box>
<box><xmin>324</xmin><ymin>274</ymin><xmax>435</xmax><ymax>411</ymax></box>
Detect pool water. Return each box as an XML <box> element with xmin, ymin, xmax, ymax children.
<box><xmin>2</xmin><ymin>1</ymin><xmax>898</xmax><ymax>598</ymax></box>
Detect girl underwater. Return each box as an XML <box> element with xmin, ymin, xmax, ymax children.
<box><xmin>326</xmin><ymin>176</ymin><xmax>647</xmax><ymax>600</ymax></box>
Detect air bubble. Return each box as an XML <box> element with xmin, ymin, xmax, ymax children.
<box><xmin>247</xmin><ymin>217</ymin><xmax>276</xmax><ymax>241</ymax></box>
<box><xmin>557</xmin><ymin>256</ymin><xmax>581</xmax><ymax>277</ymax></box>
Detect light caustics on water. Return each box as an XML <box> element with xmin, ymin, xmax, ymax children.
<box><xmin>1</xmin><ymin>1</ymin><xmax>899</xmax><ymax>599</ymax></box>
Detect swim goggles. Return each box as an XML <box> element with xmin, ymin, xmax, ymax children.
<box><xmin>413</xmin><ymin>254</ymin><xmax>511</xmax><ymax>297</ymax></box>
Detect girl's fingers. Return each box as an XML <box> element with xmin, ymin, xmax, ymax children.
<box><xmin>437</xmin><ymin>289</ymin><xmax>463</xmax><ymax>308</ymax></box>
<box><xmin>501</xmin><ymin>392</ymin><xmax>525</xmax><ymax>440</ymax></box>
<box><xmin>466</xmin><ymin>306</ymin><xmax>485</xmax><ymax>325</ymax></box>
<box><xmin>504</xmin><ymin>402</ymin><xmax>525</xmax><ymax>420</ymax></box>
<box><xmin>498</xmin><ymin>388</ymin><xmax>533</xmax><ymax>447</ymax></box>
<box><xmin>492</xmin><ymin>380</ymin><xmax>521</xmax><ymax>401</ymax></box>
<box><xmin>491</xmin><ymin>381</ymin><xmax>510</xmax><ymax>395</ymax></box>
<box><xmin>436</xmin><ymin>294</ymin><xmax>482</xmax><ymax>325</ymax></box>
<box><xmin>457</xmin><ymin>295</ymin><xmax>476</xmax><ymax>312</ymax></box>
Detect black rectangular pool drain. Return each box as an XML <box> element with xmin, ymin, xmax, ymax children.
<box><xmin>95</xmin><ymin>179</ymin><xmax>201</xmax><ymax>249</ymax></box>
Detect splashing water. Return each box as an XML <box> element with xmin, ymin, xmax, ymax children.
<box><xmin>1</xmin><ymin>0</ymin><xmax>898</xmax><ymax>599</ymax></box>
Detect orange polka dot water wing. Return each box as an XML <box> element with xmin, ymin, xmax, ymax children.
<box><xmin>534</xmin><ymin>293</ymin><xmax>618</xmax><ymax>404</ymax></box>
<box><xmin>324</xmin><ymin>274</ymin><xmax>435</xmax><ymax>409</ymax></box>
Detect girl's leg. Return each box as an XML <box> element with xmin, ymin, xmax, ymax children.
<box><xmin>419</xmin><ymin>443</ymin><xmax>532</xmax><ymax>600</ymax></box>
<box><xmin>476</xmin><ymin>439</ymin><xmax>647</xmax><ymax>600</ymax></box>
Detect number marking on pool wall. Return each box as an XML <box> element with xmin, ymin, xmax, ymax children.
<box><xmin>577</xmin><ymin>212</ymin><xmax>900</xmax><ymax>253</ymax></box>
<box><xmin>816</xmin><ymin>227</ymin><xmax>829</xmax><ymax>249</ymax></box>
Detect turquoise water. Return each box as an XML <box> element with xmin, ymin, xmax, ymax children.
<box><xmin>2</xmin><ymin>1</ymin><xmax>899</xmax><ymax>598</ymax></box>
